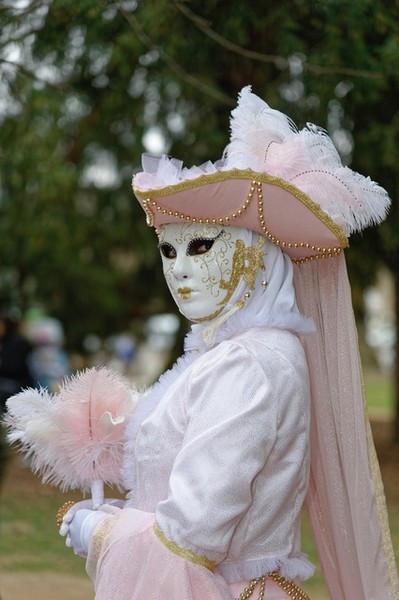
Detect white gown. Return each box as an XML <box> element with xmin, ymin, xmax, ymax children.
<box><xmin>87</xmin><ymin>324</ymin><xmax>314</xmax><ymax>599</ymax></box>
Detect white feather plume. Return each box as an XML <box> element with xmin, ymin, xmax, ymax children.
<box><xmin>224</xmin><ymin>85</ymin><xmax>390</xmax><ymax>235</ymax></box>
<box><xmin>3</xmin><ymin>367</ymin><xmax>139</xmax><ymax>495</ymax></box>
<box><xmin>5</xmin><ymin>387</ymin><xmax>60</xmax><ymax>452</ymax></box>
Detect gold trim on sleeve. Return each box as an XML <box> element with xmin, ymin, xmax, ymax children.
<box><xmin>153</xmin><ymin>522</ymin><xmax>216</xmax><ymax>570</ymax></box>
<box><xmin>90</xmin><ymin>515</ymin><xmax>116</xmax><ymax>559</ymax></box>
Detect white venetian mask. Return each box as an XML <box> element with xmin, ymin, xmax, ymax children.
<box><xmin>158</xmin><ymin>222</ymin><xmax>265</xmax><ymax>322</ymax></box>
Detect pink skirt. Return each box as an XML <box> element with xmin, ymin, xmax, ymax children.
<box><xmin>90</xmin><ymin>509</ymin><xmax>302</xmax><ymax>599</ymax></box>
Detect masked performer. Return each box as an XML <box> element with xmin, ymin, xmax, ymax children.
<box><xmin>60</xmin><ymin>87</ymin><xmax>398</xmax><ymax>599</ymax></box>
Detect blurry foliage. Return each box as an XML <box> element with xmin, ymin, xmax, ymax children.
<box><xmin>0</xmin><ymin>0</ymin><xmax>398</xmax><ymax>353</ymax></box>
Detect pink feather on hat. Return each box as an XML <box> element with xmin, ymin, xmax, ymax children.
<box><xmin>4</xmin><ymin>367</ymin><xmax>138</xmax><ymax>506</ymax></box>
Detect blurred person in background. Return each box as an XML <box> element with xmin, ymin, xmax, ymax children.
<box><xmin>0</xmin><ymin>309</ymin><xmax>34</xmax><ymax>487</ymax></box>
<box><xmin>24</xmin><ymin>313</ymin><xmax>71</xmax><ymax>393</ymax></box>
<box><xmin>0</xmin><ymin>310</ymin><xmax>34</xmax><ymax>414</ymax></box>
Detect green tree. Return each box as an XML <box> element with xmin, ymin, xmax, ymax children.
<box><xmin>1</xmin><ymin>0</ymin><xmax>398</xmax><ymax>428</ymax></box>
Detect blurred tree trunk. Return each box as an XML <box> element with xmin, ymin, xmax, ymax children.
<box><xmin>395</xmin><ymin>267</ymin><xmax>399</xmax><ymax>442</ymax></box>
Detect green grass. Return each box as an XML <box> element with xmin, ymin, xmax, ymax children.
<box><xmin>365</xmin><ymin>373</ymin><xmax>395</xmax><ymax>415</ymax></box>
<box><xmin>0</xmin><ymin>478</ymin><xmax>88</xmax><ymax>577</ymax></box>
<box><xmin>300</xmin><ymin>511</ymin><xmax>329</xmax><ymax>597</ymax></box>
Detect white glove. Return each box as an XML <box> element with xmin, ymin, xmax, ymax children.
<box><xmin>59</xmin><ymin>498</ymin><xmax>124</xmax><ymax>537</ymax></box>
<box><xmin>60</xmin><ymin>500</ymin><xmax>122</xmax><ymax>557</ymax></box>
<box><xmin>65</xmin><ymin>508</ymin><xmax>108</xmax><ymax>557</ymax></box>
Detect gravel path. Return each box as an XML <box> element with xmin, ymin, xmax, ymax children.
<box><xmin>1</xmin><ymin>572</ymin><xmax>93</xmax><ymax>600</ymax></box>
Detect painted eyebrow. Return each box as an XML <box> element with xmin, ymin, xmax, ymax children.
<box><xmin>186</xmin><ymin>230</ymin><xmax>225</xmax><ymax>256</ymax></box>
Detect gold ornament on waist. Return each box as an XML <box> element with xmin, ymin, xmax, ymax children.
<box><xmin>235</xmin><ymin>571</ymin><xmax>311</xmax><ymax>600</ymax></box>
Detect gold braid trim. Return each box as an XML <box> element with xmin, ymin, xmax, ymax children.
<box><xmin>365</xmin><ymin>419</ymin><xmax>399</xmax><ymax>598</ymax></box>
<box><xmin>90</xmin><ymin>515</ymin><xmax>116</xmax><ymax>559</ymax></box>
<box><xmin>153</xmin><ymin>522</ymin><xmax>216</xmax><ymax>570</ymax></box>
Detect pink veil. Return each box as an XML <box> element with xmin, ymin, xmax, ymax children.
<box><xmin>294</xmin><ymin>255</ymin><xmax>399</xmax><ymax>599</ymax></box>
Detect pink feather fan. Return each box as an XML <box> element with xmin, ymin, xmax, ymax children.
<box><xmin>4</xmin><ymin>367</ymin><xmax>137</xmax><ymax>507</ymax></box>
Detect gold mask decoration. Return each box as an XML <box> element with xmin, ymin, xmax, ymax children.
<box><xmin>218</xmin><ymin>236</ymin><xmax>266</xmax><ymax>307</ymax></box>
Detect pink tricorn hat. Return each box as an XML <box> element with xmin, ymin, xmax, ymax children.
<box><xmin>132</xmin><ymin>87</ymin><xmax>389</xmax><ymax>262</ymax></box>
<box><xmin>133</xmin><ymin>168</ymin><xmax>348</xmax><ymax>262</ymax></box>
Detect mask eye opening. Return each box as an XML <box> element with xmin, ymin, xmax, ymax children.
<box><xmin>159</xmin><ymin>242</ymin><xmax>177</xmax><ymax>259</ymax></box>
<box><xmin>186</xmin><ymin>230</ymin><xmax>225</xmax><ymax>256</ymax></box>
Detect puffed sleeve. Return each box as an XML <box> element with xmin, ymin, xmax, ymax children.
<box><xmin>155</xmin><ymin>338</ymin><xmax>289</xmax><ymax>564</ymax></box>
